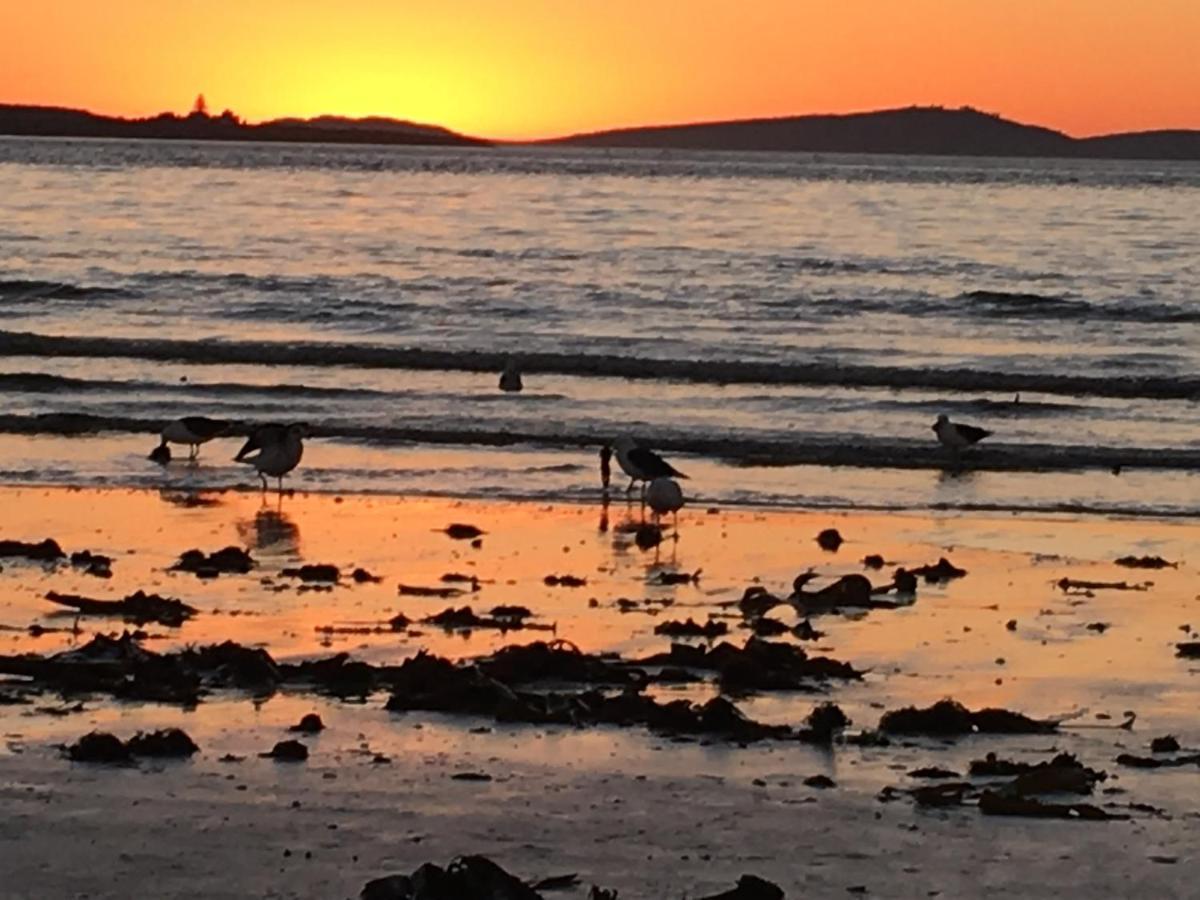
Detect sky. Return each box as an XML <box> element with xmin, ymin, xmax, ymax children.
<box><xmin>2</xmin><ymin>1</ymin><xmax>1198</xmax><ymax>140</ymax></box>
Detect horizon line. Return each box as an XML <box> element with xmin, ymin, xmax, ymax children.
<box><xmin>3</xmin><ymin>97</ymin><xmax>1198</xmax><ymax>143</ymax></box>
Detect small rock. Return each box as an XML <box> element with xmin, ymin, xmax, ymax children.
<box><xmin>816</xmin><ymin>528</ymin><xmax>844</xmax><ymax>552</ymax></box>
<box><xmin>289</xmin><ymin>713</ymin><xmax>325</xmax><ymax>734</ymax></box>
<box><xmin>262</xmin><ymin>740</ymin><xmax>308</xmax><ymax>762</ymax></box>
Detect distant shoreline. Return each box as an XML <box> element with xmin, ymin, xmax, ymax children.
<box><xmin>3</xmin><ymin>103</ymin><xmax>1199</xmax><ymax>160</ymax></box>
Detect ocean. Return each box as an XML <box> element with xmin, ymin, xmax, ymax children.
<box><xmin>1</xmin><ymin>136</ymin><xmax>1197</xmax><ymax>515</ymax></box>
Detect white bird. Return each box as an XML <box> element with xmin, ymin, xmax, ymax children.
<box><xmin>236</xmin><ymin>423</ymin><xmax>305</xmax><ymax>492</ymax></box>
<box><xmin>498</xmin><ymin>358</ymin><xmax>523</xmax><ymax>393</ymax></box>
<box><xmin>613</xmin><ymin>436</ymin><xmax>687</xmax><ymax>495</ymax></box>
<box><xmin>645</xmin><ymin>477</ymin><xmax>685</xmax><ymax>529</ymax></box>
<box><xmin>157</xmin><ymin>416</ymin><xmax>230</xmax><ymax>459</ymax></box>
<box><xmin>932</xmin><ymin>414</ymin><xmax>992</xmax><ymax>452</ymax></box>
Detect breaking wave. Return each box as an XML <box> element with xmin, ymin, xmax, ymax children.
<box><xmin>2</xmin><ymin>329</ymin><xmax>1196</xmax><ymax>401</ymax></box>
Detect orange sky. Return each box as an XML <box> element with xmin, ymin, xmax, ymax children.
<box><xmin>2</xmin><ymin>0</ymin><xmax>1198</xmax><ymax>140</ymax></box>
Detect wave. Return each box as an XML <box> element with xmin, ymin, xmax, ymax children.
<box><xmin>0</xmin><ymin>411</ymin><xmax>1195</xmax><ymax>473</ymax></box>
<box><xmin>2</xmin><ymin>329</ymin><xmax>1196</xmax><ymax>401</ymax></box>
<box><xmin>0</xmin><ymin>278</ymin><xmax>131</xmax><ymax>303</ymax></box>
<box><xmin>798</xmin><ymin>290</ymin><xmax>1200</xmax><ymax>325</ymax></box>
<box><xmin>957</xmin><ymin>289</ymin><xmax>1200</xmax><ymax>324</ymax></box>
<box><xmin>0</xmin><ymin>371</ymin><xmax>388</xmax><ymax>400</ymax></box>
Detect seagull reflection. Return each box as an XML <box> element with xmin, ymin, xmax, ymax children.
<box><xmin>236</xmin><ymin>506</ymin><xmax>301</xmax><ymax>556</ymax></box>
<box><xmin>156</xmin><ymin>489</ymin><xmax>223</xmax><ymax>509</ymax></box>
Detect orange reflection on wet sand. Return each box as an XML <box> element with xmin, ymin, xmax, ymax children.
<box><xmin>0</xmin><ymin>485</ymin><xmax>1196</xmax><ymax>729</ymax></box>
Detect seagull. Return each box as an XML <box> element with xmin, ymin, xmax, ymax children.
<box><xmin>645</xmin><ymin>477</ymin><xmax>685</xmax><ymax>530</ymax></box>
<box><xmin>234</xmin><ymin>424</ymin><xmax>289</xmax><ymax>463</ymax></box>
<box><xmin>158</xmin><ymin>416</ymin><xmax>230</xmax><ymax>459</ymax></box>
<box><xmin>236</xmin><ymin>424</ymin><xmax>305</xmax><ymax>493</ymax></box>
<box><xmin>498</xmin><ymin>358</ymin><xmax>523</xmax><ymax>393</ymax></box>
<box><xmin>613</xmin><ymin>436</ymin><xmax>687</xmax><ymax>495</ymax></box>
<box><xmin>932</xmin><ymin>414</ymin><xmax>992</xmax><ymax>452</ymax></box>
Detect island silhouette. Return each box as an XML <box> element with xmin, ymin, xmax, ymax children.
<box><xmin>2</xmin><ymin>100</ymin><xmax>1198</xmax><ymax>160</ymax></box>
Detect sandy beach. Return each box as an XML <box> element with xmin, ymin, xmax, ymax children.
<box><xmin>1</xmin><ymin>485</ymin><xmax>1197</xmax><ymax>898</ymax></box>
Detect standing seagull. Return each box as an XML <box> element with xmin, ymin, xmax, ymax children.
<box><xmin>645</xmin><ymin>477</ymin><xmax>685</xmax><ymax>530</ymax></box>
<box><xmin>157</xmin><ymin>416</ymin><xmax>230</xmax><ymax>459</ymax></box>
<box><xmin>613</xmin><ymin>436</ymin><xmax>687</xmax><ymax>495</ymax></box>
<box><xmin>498</xmin><ymin>358</ymin><xmax>523</xmax><ymax>393</ymax></box>
<box><xmin>236</xmin><ymin>424</ymin><xmax>305</xmax><ymax>493</ymax></box>
<box><xmin>932</xmin><ymin>414</ymin><xmax>992</xmax><ymax>453</ymax></box>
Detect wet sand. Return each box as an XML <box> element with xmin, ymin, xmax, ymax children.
<box><xmin>1</xmin><ymin>486</ymin><xmax>1197</xmax><ymax>898</ymax></box>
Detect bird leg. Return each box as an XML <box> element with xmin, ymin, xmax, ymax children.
<box><xmin>625</xmin><ymin>477</ymin><xmax>637</xmax><ymax>494</ymax></box>
<box><xmin>259</xmin><ymin>473</ymin><xmax>268</xmax><ymax>493</ymax></box>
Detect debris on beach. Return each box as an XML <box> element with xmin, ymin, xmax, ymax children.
<box><xmin>400</xmin><ymin>584</ymin><xmax>466</xmax><ymax>598</ymax></box>
<box><xmin>1114</xmin><ymin>555</ymin><xmax>1176</xmax><ymax>569</ymax></box>
<box><xmin>1115</xmin><ymin>752</ymin><xmax>1200</xmax><ymax>769</ymax></box>
<box><xmin>441</xmin><ymin>523</ymin><xmax>485</xmax><ymax>540</ymax></box>
<box><xmin>654</xmin><ymin>618</ymin><xmax>728</xmax><ymax>639</ymax></box>
<box><xmin>0</xmin><ymin>632</ymin><xmax>204</xmax><ymax>704</ymax></box>
<box><xmin>891</xmin><ymin>568</ymin><xmax>918</xmax><ymax>594</ymax></box>
<box><xmin>804</xmin><ymin>702</ymin><xmax>850</xmax><ymax>742</ymax></box>
<box><xmin>289</xmin><ymin>713</ymin><xmax>325</xmax><ymax>733</ymax></box>
<box><xmin>636</xmin><ymin>637</ymin><xmax>860</xmax><ymax>692</ymax></box>
<box><xmin>44</xmin><ymin>589</ymin><xmax>197</xmax><ymax>627</ymax></box>
<box><xmin>0</xmin><ymin>537</ymin><xmax>66</xmax><ymax>562</ymax></box>
<box><xmin>544</xmin><ymin>574</ymin><xmax>587</xmax><ymax>587</ymax></box>
<box><xmin>126</xmin><ymin>727</ymin><xmax>200</xmax><ymax>757</ymax></box>
<box><xmin>171</xmin><ymin>546</ymin><xmax>255</xmax><ymax>578</ymax></box>
<box><xmin>1057</xmin><ymin>577</ymin><xmax>1149</xmax><ymax>593</ymax></box>
<box><xmin>361</xmin><ymin>855</ymin><xmax>543</xmax><ymax>900</ymax></box>
<box><xmin>421</xmin><ymin>606</ymin><xmax>553</xmax><ymax>632</ymax></box>
<box><xmin>478</xmin><ymin>640</ymin><xmax>638</xmax><ymax>686</ymax></box>
<box><xmin>791</xmin><ymin>573</ymin><xmax>898</xmax><ymax>613</ymax></box>
<box><xmin>352</xmin><ymin>567</ymin><xmax>383</xmax><ymax>583</ymax></box>
<box><xmin>281</xmin><ymin>564</ymin><xmax>340</xmax><ymax>583</ymax></box>
<box><xmin>978</xmin><ymin>791</ymin><xmax>1126</xmax><ymax>820</ymax></box>
<box><xmin>1151</xmin><ymin>735</ymin><xmax>1181</xmax><ymax>753</ymax></box>
<box><xmin>65</xmin><ymin>731</ymin><xmax>133</xmax><ymax>763</ymax></box>
<box><xmin>384</xmin><ymin>650</ymin><xmax>793</xmax><ymax>742</ymax></box>
<box><xmin>738</xmin><ymin>586</ymin><xmax>786</xmax><ymax>618</ymax></box>
<box><xmin>181</xmin><ymin>640</ymin><xmax>280</xmax><ymax>690</ymax></box>
<box><xmin>862</xmin><ymin>554</ymin><xmax>886</xmax><ymax>569</ymax></box>
<box><xmin>909</xmin><ymin>766</ymin><xmax>960</xmax><ymax>779</ymax></box>
<box><xmin>70</xmin><ymin>549</ymin><xmax>113</xmax><ymax>578</ymax></box>
<box><xmin>262</xmin><ymin>739</ymin><xmax>308</xmax><ymax>761</ymax></box>
<box><xmin>879</xmin><ymin>699</ymin><xmax>1057</xmax><ymax>736</ymax></box>
<box><xmin>1174</xmin><ymin>642</ymin><xmax>1200</xmax><ymax>658</ymax></box>
<box><xmin>816</xmin><ymin>528</ymin><xmax>844</xmax><ymax>552</ymax></box>
<box><xmin>440</xmin><ymin>572</ymin><xmax>481</xmax><ymax>589</ymax></box>
<box><xmin>969</xmin><ymin>752</ymin><xmax>1035</xmax><ymax>777</ymax></box>
<box><xmin>910</xmin><ymin>557</ymin><xmax>967</xmax><ymax>582</ymax></box>
<box><xmin>65</xmin><ymin>727</ymin><xmax>198</xmax><ymax>762</ymax></box>
<box><xmin>653</xmin><ymin>569</ymin><xmax>701</xmax><ymax>585</ymax></box>
<box><xmin>489</xmin><ymin>605</ymin><xmax>532</xmax><ymax>620</ymax></box>
<box><xmin>698</xmin><ymin>874</ymin><xmax>785</xmax><ymax>900</ymax></box>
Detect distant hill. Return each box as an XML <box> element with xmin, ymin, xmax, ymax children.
<box><xmin>0</xmin><ymin>105</ymin><xmax>488</xmax><ymax>147</ymax></box>
<box><xmin>550</xmin><ymin>106</ymin><xmax>1200</xmax><ymax>161</ymax></box>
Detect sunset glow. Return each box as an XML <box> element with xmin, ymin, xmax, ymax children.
<box><xmin>3</xmin><ymin>0</ymin><xmax>1199</xmax><ymax>139</ymax></box>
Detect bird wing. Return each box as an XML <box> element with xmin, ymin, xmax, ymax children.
<box><xmin>181</xmin><ymin>417</ymin><xmax>229</xmax><ymax>439</ymax></box>
<box><xmin>628</xmin><ymin>446</ymin><xmax>687</xmax><ymax>479</ymax></box>
<box><xmin>955</xmin><ymin>424</ymin><xmax>992</xmax><ymax>444</ymax></box>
